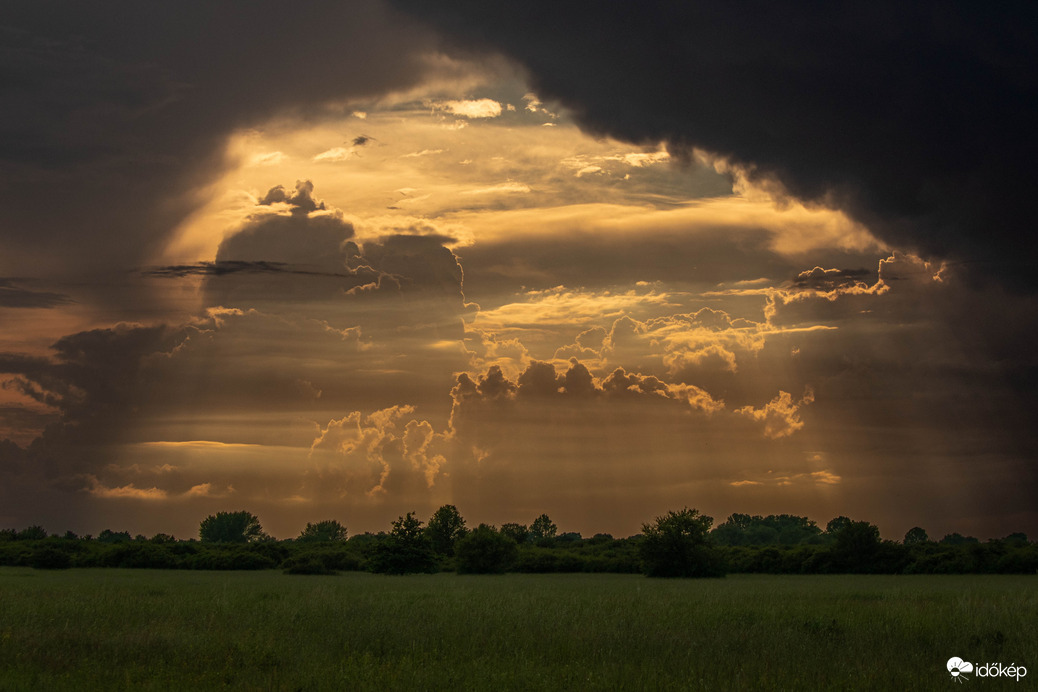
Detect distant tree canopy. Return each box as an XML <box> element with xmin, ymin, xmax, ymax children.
<box><xmin>829</xmin><ymin>519</ymin><xmax>884</xmax><ymax>573</ymax></box>
<box><xmin>941</xmin><ymin>533</ymin><xmax>980</xmax><ymax>546</ymax></box>
<box><xmin>712</xmin><ymin>513</ymin><xmax>823</xmax><ymax>546</ymax></box>
<box><xmin>903</xmin><ymin>527</ymin><xmax>930</xmax><ymax>545</ymax></box>
<box><xmin>455</xmin><ymin>524</ymin><xmax>518</xmax><ymax>574</ymax></box>
<box><xmin>530</xmin><ymin>514</ymin><xmax>558</xmax><ymax>544</ymax></box>
<box><xmin>18</xmin><ymin>526</ymin><xmax>48</xmax><ymax>541</ymax></box>
<box><xmin>825</xmin><ymin>516</ymin><xmax>852</xmax><ymax>536</ymax></box>
<box><xmin>425</xmin><ymin>505</ymin><xmax>467</xmax><ymax>557</ymax></box>
<box><xmin>368</xmin><ymin>512</ymin><xmax>436</xmax><ymax>574</ymax></box>
<box><xmin>640</xmin><ymin>507</ymin><xmax>726</xmax><ymax>578</ymax></box>
<box><xmin>3</xmin><ymin>507</ymin><xmax>1037</xmax><ymax>576</ymax></box>
<box><xmin>297</xmin><ymin>520</ymin><xmax>348</xmax><ymax>543</ymax></box>
<box><xmin>500</xmin><ymin>523</ymin><xmax>530</xmax><ymax>544</ymax></box>
<box><xmin>199</xmin><ymin>511</ymin><xmax>267</xmax><ymax>543</ymax></box>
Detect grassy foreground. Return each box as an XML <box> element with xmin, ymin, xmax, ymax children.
<box><xmin>0</xmin><ymin>569</ymin><xmax>1033</xmax><ymax>691</ymax></box>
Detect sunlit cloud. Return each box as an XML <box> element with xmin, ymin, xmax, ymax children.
<box><xmin>430</xmin><ymin>98</ymin><xmax>503</xmax><ymax>118</ymax></box>
<box><xmin>313</xmin><ymin>147</ymin><xmax>359</xmax><ymax>162</ymax></box>
<box><xmin>460</xmin><ymin>182</ymin><xmax>531</xmax><ymax>195</ymax></box>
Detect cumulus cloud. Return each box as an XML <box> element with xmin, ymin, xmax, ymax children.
<box><xmin>437</xmin><ymin>359</ymin><xmax>837</xmax><ymax>533</ymax></box>
<box><xmin>735</xmin><ymin>388</ymin><xmax>815</xmax><ymax>439</ymax></box>
<box><xmin>309</xmin><ymin>405</ymin><xmax>447</xmax><ymax>497</ymax></box>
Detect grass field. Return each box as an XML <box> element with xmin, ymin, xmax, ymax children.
<box><xmin>0</xmin><ymin>569</ymin><xmax>1034</xmax><ymax>690</ymax></box>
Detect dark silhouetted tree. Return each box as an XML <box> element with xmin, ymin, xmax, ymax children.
<box><xmin>940</xmin><ymin>533</ymin><xmax>979</xmax><ymax>545</ymax></box>
<box><xmin>97</xmin><ymin>529</ymin><xmax>132</xmax><ymax>544</ymax></box>
<box><xmin>456</xmin><ymin>524</ymin><xmax>519</xmax><ymax>574</ymax></box>
<box><xmin>903</xmin><ymin>527</ymin><xmax>929</xmax><ymax>545</ymax></box>
<box><xmin>16</xmin><ymin>526</ymin><xmax>47</xmax><ymax>541</ymax></box>
<box><xmin>298</xmin><ymin>519</ymin><xmax>348</xmax><ymax>543</ymax></box>
<box><xmin>530</xmin><ymin>514</ymin><xmax>557</xmax><ymax>545</ymax></box>
<box><xmin>830</xmin><ymin>520</ymin><xmax>882</xmax><ymax>572</ymax></box>
<box><xmin>369</xmin><ymin>512</ymin><xmax>436</xmax><ymax>574</ymax></box>
<box><xmin>500</xmin><ymin>523</ymin><xmax>530</xmax><ymax>544</ymax></box>
<box><xmin>825</xmin><ymin>516</ymin><xmax>851</xmax><ymax>537</ymax></box>
<box><xmin>713</xmin><ymin>513</ymin><xmax>822</xmax><ymax>546</ymax></box>
<box><xmin>199</xmin><ymin>511</ymin><xmax>266</xmax><ymax>543</ymax></box>
<box><xmin>639</xmin><ymin>507</ymin><xmax>726</xmax><ymax>578</ymax></box>
<box><xmin>425</xmin><ymin>505</ymin><xmax>467</xmax><ymax>556</ymax></box>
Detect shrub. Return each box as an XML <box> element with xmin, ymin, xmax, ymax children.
<box><xmin>102</xmin><ymin>543</ymin><xmax>179</xmax><ymax>569</ymax></box>
<box><xmin>185</xmin><ymin>548</ymin><xmax>277</xmax><ymax>571</ymax></box>
<box><xmin>29</xmin><ymin>546</ymin><xmax>72</xmax><ymax>569</ymax></box>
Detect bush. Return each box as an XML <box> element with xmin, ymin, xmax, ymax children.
<box><xmin>455</xmin><ymin>525</ymin><xmax>518</xmax><ymax>574</ymax></box>
<box><xmin>102</xmin><ymin>543</ymin><xmax>179</xmax><ymax>569</ymax></box>
<box><xmin>29</xmin><ymin>546</ymin><xmax>72</xmax><ymax>569</ymax></box>
<box><xmin>184</xmin><ymin>548</ymin><xmax>277</xmax><ymax>571</ymax></box>
<box><xmin>282</xmin><ymin>556</ymin><xmax>337</xmax><ymax>575</ymax></box>
<box><xmin>283</xmin><ymin>547</ymin><xmax>362</xmax><ymax>572</ymax></box>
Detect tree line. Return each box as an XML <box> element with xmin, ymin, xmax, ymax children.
<box><xmin>1</xmin><ymin>508</ymin><xmax>1035</xmax><ymax>577</ymax></box>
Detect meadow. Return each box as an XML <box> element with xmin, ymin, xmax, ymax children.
<box><xmin>0</xmin><ymin>569</ymin><xmax>1034</xmax><ymax>690</ymax></box>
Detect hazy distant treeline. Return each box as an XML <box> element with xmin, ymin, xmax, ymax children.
<box><xmin>1</xmin><ymin>508</ymin><xmax>1035</xmax><ymax>576</ymax></box>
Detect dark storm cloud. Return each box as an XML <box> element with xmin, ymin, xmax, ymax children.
<box><xmin>0</xmin><ymin>324</ymin><xmax>189</xmax><ymax>424</ymax></box>
<box><xmin>792</xmin><ymin>267</ymin><xmax>871</xmax><ymax>292</ymax></box>
<box><xmin>145</xmin><ymin>261</ymin><xmax>353</xmax><ymax>278</ymax></box>
<box><xmin>0</xmin><ymin>278</ymin><xmax>72</xmax><ymax>308</ymax></box>
<box><xmin>0</xmin><ymin>1</ymin><xmax>440</xmax><ymax>283</ymax></box>
<box><xmin>391</xmin><ymin>1</ymin><xmax>1038</xmax><ymax>289</ymax></box>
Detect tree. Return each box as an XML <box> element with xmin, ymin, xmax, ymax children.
<box><xmin>830</xmin><ymin>520</ymin><xmax>882</xmax><ymax>572</ymax></box>
<box><xmin>500</xmin><ymin>523</ymin><xmax>530</xmax><ymax>544</ymax></box>
<box><xmin>639</xmin><ymin>507</ymin><xmax>726</xmax><ymax>578</ymax></box>
<box><xmin>368</xmin><ymin>512</ymin><xmax>436</xmax><ymax>574</ymax></box>
<box><xmin>455</xmin><ymin>524</ymin><xmax>519</xmax><ymax>574</ymax></box>
<box><xmin>903</xmin><ymin>526</ymin><xmax>929</xmax><ymax>545</ymax></box>
<box><xmin>199</xmin><ymin>511</ymin><xmax>266</xmax><ymax>543</ymax></box>
<box><xmin>825</xmin><ymin>516</ymin><xmax>852</xmax><ymax>537</ymax></box>
<box><xmin>16</xmin><ymin>526</ymin><xmax>47</xmax><ymax>541</ymax></box>
<box><xmin>425</xmin><ymin>505</ymin><xmax>467</xmax><ymax>556</ymax></box>
<box><xmin>97</xmin><ymin>529</ymin><xmax>132</xmax><ymax>544</ymax></box>
<box><xmin>530</xmin><ymin>514</ymin><xmax>558</xmax><ymax>545</ymax></box>
<box><xmin>298</xmin><ymin>519</ymin><xmax>348</xmax><ymax>543</ymax></box>
<box><xmin>940</xmin><ymin>533</ymin><xmax>979</xmax><ymax>545</ymax></box>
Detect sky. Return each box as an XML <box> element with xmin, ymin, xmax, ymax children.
<box><xmin>1</xmin><ymin>1</ymin><xmax>1036</xmax><ymax>541</ymax></box>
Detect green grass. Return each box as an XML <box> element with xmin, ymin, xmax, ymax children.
<box><xmin>0</xmin><ymin>569</ymin><xmax>1034</xmax><ymax>690</ymax></box>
